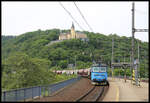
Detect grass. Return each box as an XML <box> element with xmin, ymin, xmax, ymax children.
<box><xmin>52</xmin><ymin>74</ymin><xmax>78</xmax><ymax>84</ymax></box>
<box><xmin>41</xmin><ymin>74</ymin><xmax>78</xmax><ymax>96</ymax></box>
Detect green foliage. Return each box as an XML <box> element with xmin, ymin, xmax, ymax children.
<box><xmin>2</xmin><ymin>53</ymin><xmax>54</xmax><ymax>90</ymax></box>
<box><xmin>54</xmin><ymin>74</ymin><xmax>77</xmax><ymax>83</ymax></box>
<box><xmin>2</xmin><ymin>29</ymin><xmax>148</xmax><ymax>90</ymax></box>
<box><xmin>58</xmin><ymin>60</ymin><xmax>68</xmax><ymax>69</ymax></box>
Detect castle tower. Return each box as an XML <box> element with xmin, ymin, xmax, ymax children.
<box><xmin>71</xmin><ymin>22</ymin><xmax>76</xmax><ymax>38</ymax></box>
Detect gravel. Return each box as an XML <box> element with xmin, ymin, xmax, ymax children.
<box><xmin>33</xmin><ymin>78</ymin><xmax>93</xmax><ymax>102</ymax></box>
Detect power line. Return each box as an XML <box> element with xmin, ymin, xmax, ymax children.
<box><xmin>73</xmin><ymin>2</ymin><xmax>94</xmax><ymax>32</ymax></box>
<box><xmin>59</xmin><ymin>2</ymin><xmax>85</xmax><ymax>31</ymax></box>
<box><xmin>135</xmin><ymin>9</ymin><xmax>148</xmax><ymax>15</ymax></box>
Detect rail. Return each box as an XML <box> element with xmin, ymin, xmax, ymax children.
<box><xmin>75</xmin><ymin>86</ymin><xmax>106</xmax><ymax>102</ymax></box>
<box><xmin>76</xmin><ymin>86</ymin><xmax>95</xmax><ymax>101</ymax></box>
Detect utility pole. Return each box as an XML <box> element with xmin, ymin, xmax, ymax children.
<box><xmin>130</xmin><ymin>54</ymin><xmax>132</xmax><ymax>82</ymax></box>
<box><xmin>131</xmin><ymin>2</ymin><xmax>139</xmax><ymax>86</ymax></box>
<box><xmin>131</xmin><ymin>2</ymin><xmax>135</xmax><ymax>85</ymax></box>
<box><xmin>138</xmin><ymin>42</ymin><xmax>140</xmax><ymax>78</ymax></box>
<box><xmin>111</xmin><ymin>37</ymin><xmax>114</xmax><ymax>79</ymax></box>
<box><xmin>144</xmin><ymin>50</ymin><xmax>146</xmax><ymax>78</ymax></box>
<box><xmin>112</xmin><ymin>37</ymin><xmax>114</xmax><ymax>64</ymax></box>
<box><xmin>124</xmin><ymin>54</ymin><xmax>125</xmax><ymax>63</ymax></box>
<box><xmin>131</xmin><ymin>2</ymin><xmax>148</xmax><ymax>86</ymax></box>
<box><xmin>75</xmin><ymin>55</ymin><xmax>76</xmax><ymax>70</ymax></box>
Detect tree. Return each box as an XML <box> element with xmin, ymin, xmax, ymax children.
<box><xmin>2</xmin><ymin>52</ymin><xmax>54</xmax><ymax>90</ymax></box>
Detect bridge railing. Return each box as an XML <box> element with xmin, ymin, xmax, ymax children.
<box><xmin>1</xmin><ymin>86</ymin><xmax>41</xmax><ymax>101</ymax></box>
<box><xmin>1</xmin><ymin>76</ymin><xmax>81</xmax><ymax>101</ymax></box>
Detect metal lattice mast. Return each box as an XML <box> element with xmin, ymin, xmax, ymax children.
<box><xmin>131</xmin><ymin>2</ymin><xmax>148</xmax><ymax>86</ymax></box>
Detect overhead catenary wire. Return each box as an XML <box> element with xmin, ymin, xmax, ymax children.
<box><xmin>59</xmin><ymin>2</ymin><xmax>85</xmax><ymax>31</ymax></box>
<box><xmin>135</xmin><ymin>9</ymin><xmax>148</xmax><ymax>15</ymax></box>
<box><xmin>73</xmin><ymin>2</ymin><xmax>94</xmax><ymax>32</ymax></box>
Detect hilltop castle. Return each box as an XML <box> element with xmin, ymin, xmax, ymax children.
<box><xmin>46</xmin><ymin>22</ymin><xmax>88</xmax><ymax>46</ymax></box>
<box><xmin>59</xmin><ymin>22</ymin><xmax>88</xmax><ymax>41</ymax></box>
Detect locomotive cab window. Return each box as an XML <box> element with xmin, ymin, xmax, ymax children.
<box><xmin>100</xmin><ymin>67</ymin><xmax>106</xmax><ymax>72</ymax></box>
<box><xmin>92</xmin><ymin>67</ymin><xmax>100</xmax><ymax>72</ymax></box>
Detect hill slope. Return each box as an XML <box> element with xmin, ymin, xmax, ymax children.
<box><xmin>2</xmin><ymin>29</ymin><xmax>148</xmax><ymax>69</ymax></box>
<box><xmin>1</xmin><ymin>29</ymin><xmax>148</xmax><ymax>90</ymax></box>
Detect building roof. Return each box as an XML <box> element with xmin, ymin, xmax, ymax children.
<box><xmin>71</xmin><ymin>22</ymin><xmax>75</xmax><ymax>29</ymax></box>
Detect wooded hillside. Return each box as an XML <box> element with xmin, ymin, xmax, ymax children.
<box><xmin>2</xmin><ymin>29</ymin><xmax>148</xmax><ymax>90</ymax></box>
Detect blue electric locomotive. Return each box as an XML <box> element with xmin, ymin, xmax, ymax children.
<box><xmin>90</xmin><ymin>63</ymin><xmax>108</xmax><ymax>85</ymax></box>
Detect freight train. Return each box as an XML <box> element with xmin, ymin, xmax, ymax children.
<box><xmin>53</xmin><ymin>68</ymin><xmax>90</xmax><ymax>76</ymax></box>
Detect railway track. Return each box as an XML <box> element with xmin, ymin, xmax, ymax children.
<box><xmin>75</xmin><ymin>85</ymin><xmax>108</xmax><ymax>102</ymax></box>
<box><xmin>32</xmin><ymin>78</ymin><xmax>109</xmax><ymax>102</ymax></box>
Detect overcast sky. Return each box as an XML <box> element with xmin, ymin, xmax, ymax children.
<box><xmin>2</xmin><ymin>1</ymin><xmax>149</xmax><ymax>42</ymax></box>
